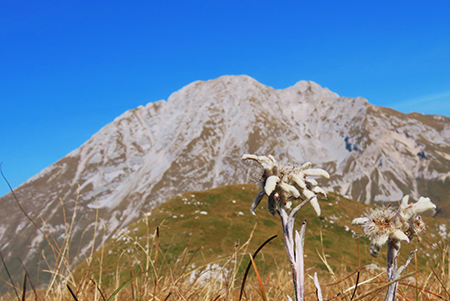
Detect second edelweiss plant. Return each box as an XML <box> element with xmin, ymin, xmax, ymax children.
<box><xmin>352</xmin><ymin>195</ymin><xmax>436</xmax><ymax>300</ymax></box>
<box><xmin>242</xmin><ymin>154</ymin><xmax>329</xmax><ymax>301</ymax></box>
<box><xmin>352</xmin><ymin>195</ymin><xmax>435</xmax><ymax>257</ymax></box>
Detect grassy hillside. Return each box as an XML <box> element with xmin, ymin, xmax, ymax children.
<box><xmin>71</xmin><ymin>184</ymin><xmax>450</xmax><ymax>300</ymax></box>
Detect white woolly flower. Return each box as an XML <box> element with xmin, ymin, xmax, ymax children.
<box><xmin>242</xmin><ymin>154</ymin><xmax>329</xmax><ymax>216</ymax></box>
<box><xmin>352</xmin><ymin>195</ymin><xmax>436</xmax><ymax>257</ymax></box>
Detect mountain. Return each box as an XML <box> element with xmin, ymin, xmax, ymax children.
<box><xmin>0</xmin><ymin>75</ymin><xmax>449</xmax><ymax>290</ymax></box>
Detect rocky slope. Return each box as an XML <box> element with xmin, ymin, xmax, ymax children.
<box><xmin>0</xmin><ymin>75</ymin><xmax>449</xmax><ymax>289</ymax></box>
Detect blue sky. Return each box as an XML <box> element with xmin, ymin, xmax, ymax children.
<box><xmin>1</xmin><ymin>1</ymin><xmax>449</xmax><ymax>197</ymax></box>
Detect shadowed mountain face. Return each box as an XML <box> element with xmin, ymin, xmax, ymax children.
<box><xmin>0</xmin><ymin>75</ymin><xmax>449</xmax><ymax>289</ymax></box>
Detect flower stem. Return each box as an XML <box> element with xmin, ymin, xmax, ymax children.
<box><xmin>279</xmin><ymin>204</ymin><xmax>306</xmax><ymax>301</ymax></box>
<box><xmin>385</xmin><ymin>240</ymin><xmax>399</xmax><ymax>301</ymax></box>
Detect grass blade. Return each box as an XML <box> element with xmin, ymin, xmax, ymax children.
<box><xmin>107</xmin><ymin>270</ymin><xmax>148</xmax><ymax>301</ymax></box>
<box><xmin>17</xmin><ymin>258</ymin><xmax>38</xmax><ymax>301</ymax></box>
<box><xmin>250</xmin><ymin>254</ymin><xmax>267</xmax><ymax>301</ymax></box>
<box><xmin>239</xmin><ymin>235</ymin><xmax>277</xmax><ymax>301</ymax></box>
<box><xmin>352</xmin><ymin>271</ymin><xmax>417</xmax><ymax>301</ymax></box>
<box><xmin>66</xmin><ymin>284</ymin><xmax>78</xmax><ymax>301</ymax></box>
<box><xmin>21</xmin><ymin>273</ymin><xmax>26</xmax><ymax>301</ymax></box>
<box><xmin>430</xmin><ymin>266</ymin><xmax>450</xmax><ymax>298</ymax></box>
<box><xmin>0</xmin><ymin>250</ymin><xmax>20</xmax><ymax>301</ymax></box>
<box><xmin>163</xmin><ymin>292</ymin><xmax>172</xmax><ymax>301</ymax></box>
<box><xmin>350</xmin><ymin>270</ymin><xmax>360</xmax><ymax>301</ymax></box>
<box><xmin>351</xmin><ymin>239</ymin><xmax>361</xmax><ymax>301</ymax></box>
<box><xmin>91</xmin><ymin>278</ymin><xmax>107</xmax><ymax>301</ymax></box>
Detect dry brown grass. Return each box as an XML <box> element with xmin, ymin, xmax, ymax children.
<box><xmin>1</xmin><ymin>184</ymin><xmax>449</xmax><ymax>300</ymax></box>
<box><xmin>0</xmin><ymin>225</ymin><xmax>449</xmax><ymax>300</ymax></box>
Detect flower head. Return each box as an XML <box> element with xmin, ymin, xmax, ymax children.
<box><xmin>352</xmin><ymin>195</ymin><xmax>436</xmax><ymax>257</ymax></box>
<box><xmin>242</xmin><ymin>154</ymin><xmax>330</xmax><ymax>216</ymax></box>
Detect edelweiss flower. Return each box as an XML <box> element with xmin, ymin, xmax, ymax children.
<box><xmin>242</xmin><ymin>154</ymin><xmax>330</xmax><ymax>216</ymax></box>
<box><xmin>352</xmin><ymin>195</ymin><xmax>436</xmax><ymax>257</ymax></box>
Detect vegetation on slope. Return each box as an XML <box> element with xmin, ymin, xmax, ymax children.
<box><xmin>70</xmin><ymin>184</ymin><xmax>450</xmax><ymax>300</ymax></box>
<box><xmin>1</xmin><ymin>183</ymin><xmax>449</xmax><ymax>300</ymax></box>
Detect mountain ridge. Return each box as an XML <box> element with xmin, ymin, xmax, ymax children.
<box><xmin>0</xmin><ymin>75</ymin><xmax>449</xmax><ymax>291</ymax></box>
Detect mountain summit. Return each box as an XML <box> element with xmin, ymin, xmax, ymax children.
<box><xmin>1</xmin><ymin>75</ymin><xmax>449</xmax><ymax>287</ymax></box>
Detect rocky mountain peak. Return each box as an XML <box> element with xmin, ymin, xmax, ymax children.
<box><xmin>0</xmin><ymin>75</ymin><xmax>449</xmax><ymax>291</ymax></box>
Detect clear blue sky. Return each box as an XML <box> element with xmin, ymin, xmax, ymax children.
<box><xmin>1</xmin><ymin>1</ymin><xmax>450</xmax><ymax>197</ymax></box>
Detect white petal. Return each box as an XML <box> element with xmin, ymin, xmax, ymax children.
<box><xmin>291</xmin><ymin>174</ymin><xmax>306</xmax><ymax>189</ymax></box>
<box><xmin>401</xmin><ymin>195</ymin><xmax>410</xmax><ymax>206</ymax></box>
<box><xmin>418</xmin><ymin>196</ymin><xmax>431</xmax><ymax>203</ymax></box>
<box><xmin>303</xmin><ymin>168</ymin><xmax>330</xmax><ymax>178</ymax></box>
<box><xmin>279</xmin><ymin>182</ymin><xmax>300</xmax><ymax>198</ymax></box>
<box><xmin>400</xmin><ymin>208</ymin><xmax>415</xmax><ymax>221</ymax></box>
<box><xmin>242</xmin><ymin>154</ymin><xmax>257</xmax><ymax>161</ymax></box>
<box><xmin>302</xmin><ymin>188</ymin><xmax>315</xmax><ymax>199</ymax></box>
<box><xmin>312</xmin><ymin>186</ymin><xmax>327</xmax><ymax>197</ymax></box>
<box><xmin>310</xmin><ymin>197</ymin><xmax>321</xmax><ymax>216</ymax></box>
<box><xmin>391</xmin><ymin>230</ymin><xmax>410</xmax><ymax>242</ymax></box>
<box><xmin>242</xmin><ymin>154</ymin><xmax>277</xmax><ymax>170</ymax></box>
<box><xmin>268</xmin><ymin>155</ymin><xmax>277</xmax><ymax>163</ymax></box>
<box><xmin>306</xmin><ymin>178</ymin><xmax>318</xmax><ymax>186</ymax></box>
<box><xmin>412</xmin><ymin>197</ymin><xmax>436</xmax><ymax>215</ymax></box>
<box><xmin>300</xmin><ymin>162</ymin><xmax>311</xmax><ymax>170</ymax></box>
<box><xmin>352</xmin><ymin>217</ymin><xmax>369</xmax><ymax>225</ymax></box>
<box><xmin>264</xmin><ymin>175</ymin><xmax>279</xmax><ymax>195</ymax></box>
